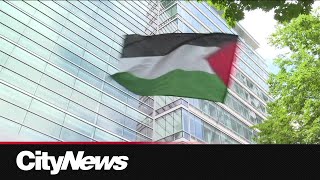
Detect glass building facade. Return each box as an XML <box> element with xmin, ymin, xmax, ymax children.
<box><xmin>0</xmin><ymin>1</ymin><xmax>270</xmax><ymax>144</ymax></box>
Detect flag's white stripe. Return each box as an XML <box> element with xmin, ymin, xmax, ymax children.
<box><xmin>118</xmin><ymin>45</ymin><xmax>220</xmax><ymax>79</ymax></box>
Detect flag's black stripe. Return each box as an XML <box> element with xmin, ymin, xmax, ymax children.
<box><xmin>121</xmin><ymin>33</ymin><xmax>238</xmax><ymax>58</ymax></box>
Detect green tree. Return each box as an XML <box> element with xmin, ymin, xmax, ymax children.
<box><xmin>254</xmin><ymin>9</ymin><xmax>320</xmax><ymax>144</ymax></box>
<box><xmin>195</xmin><ymin>0</ymin><xmax>315</xmax><ymax>27</ymax></box>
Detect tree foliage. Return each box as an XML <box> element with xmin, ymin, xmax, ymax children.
<box><xmin>254</xmin><ymin>9</ymin><xmax>320</xmax><ymax>144</ymax></box>
<box><xmin>196</xmin><ymin>0</ymin><xmax>315</xmax><ymax>27</ymax></box>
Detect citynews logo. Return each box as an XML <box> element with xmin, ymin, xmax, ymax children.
<box><xmin>16</xmin><ymin>151</ymin><xmax>129</xmax><ymax>175</ymax></box>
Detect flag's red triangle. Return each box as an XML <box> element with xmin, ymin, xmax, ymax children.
<box><xmin>207</xmin><ymin>42</ymin><xmax>238</xmax><ymax>87</ymax></box>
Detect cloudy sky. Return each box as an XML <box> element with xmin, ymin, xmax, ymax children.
<box><xmin>239</xmin><ymin>2</ymin><xmax>320</xmax><ymax>74</ymax></box>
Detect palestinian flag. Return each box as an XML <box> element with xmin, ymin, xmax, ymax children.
<box><xmin>111</xmin><ymin>33</ymin><xmax>238</xmax><ymax>102</ymax></box>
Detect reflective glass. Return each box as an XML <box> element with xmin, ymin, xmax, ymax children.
<box><xmin>19</xmin><ymin>126</ymin><xmax>58</xmax><ymax>141</ymax></box>
<box><xmin>0</xmin><ymin>100</ymin><xmax>27</xmax><ymax>123</ymax></box>
<box><xmin>29</xmin><ymin>99</ymin><xmax>66</xmax><ymax>124</ymax></box>
<box><xmin>24</xmin><ymin>112</ymin><xmax>62</xmax><ymax>138</ymax></box>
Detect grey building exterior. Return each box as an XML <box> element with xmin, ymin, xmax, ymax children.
<box><xmin>0</xmin><ymin>1</ymin><xmax>270</xmax><ymax>143</ymax></box>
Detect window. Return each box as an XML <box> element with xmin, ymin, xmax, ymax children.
<box><xmin>0</xmin><ymin>116</ymin><xmax>21</xmax><ymax>135</ymax></box>
<box><xmin>66</xmin><ymin>12</ymin><xmax>91</xmax><ymax>32</ymax></box>
<box><xmin>103</xmin><ymin>82</ymin><xmax>127</xmax><ymax>102</ymax></box>
<box><xmin>80</xmin><ymin>60</ymin><xmax>105</xmax><ymax>79</ymax></box>
<box><xmin>29</xmin><ymin>19</ymin><xmax>60</xmax><ymax>42</ymax></box>
<box><xmin>11</xmin><ymin>46</ymin><xmax>47</xmax><ymax>72</ymax></box>
<box><xmin>0</xmin><ymin>83</ymin><xmax>32</xmax><ymax>109</ymax></box>
<box><xmin>60</xmin><ymin>127</ymin><xmax>92</xmax><ymax>141</ymax></box>
<box><xmin>26</xmin><ymin>1</ymin><xmax>65</xmax><ymax>24</ymax></box>
<box><xmin>83</xmin><ymin>51</ymin><xmax>108</xmax><ymax>71</ymax></box>
<box><xmin>126</xmin><ymin>107</ymin><xmax>148</xmax><ymax>123</ymax></box>
<box><xmin>56</xmin><ymin>36</ymin><xmax>85</xmax><ymax>57</ymax></box>
<box><xmin>101</xmin><ymin>94</ymin><xmax>126</xmax><ymax>113</ymax></box>
<box><xmin>123</xmin><ymin>128</ymin><xmax>136</xmax><ymax>141</ymax></box>
<box><xmin>0</xmin><ymin>22</ymin><xmax>22</xmax><ymax>43</ymax></box>
<box><xmin>0</xmin><ymin>2</ymin><xmax>31</xmax><ymax>25</ymax></box>
<box><xmin>35</xmin><ymin>86</ymin><xmax>69</xmax><ymax>110</ymax></box>
<box><xmin>67</xmin><ymin>101</ymin><xmax>96</xmax><ymax>123</ymax></box>
<box><xmin>39</xmin><ymin>74</ymin><xmax>73</xmax><ymax>98</ymax></box>
<box><xmin>60</xmin><ymin>27</ymin><xmax>87</xmax><ymax>48</ymax></box>
<box><xmin>23</xmin><ymin>27</ymin><xmax>56</xmax><ymax>51</ymax></box>
<box><xmin>19</xmin><ymin>126</ymin><xmax>58</xmax><ymax>141</ymax></box>
<box><xmin>54</xmin><ymin>44</ymin><xmax>82</xmax><ymax>66</ymax></box>
<box><xmin>166</xmin><ymin>114</ymin><xmax>174</xmax><ymax>136</ymax></box>
<box><xmin>23</xmin><ymin>112</ymin><xmax>62</xmax><ymax>138</ymax></box>
<box><xmin>0</xmin><ymin>68</ymin><xmax>38</xmax><ymax>94</ymax></box>
<box><xmin>96</xmin><ymin>115</ymin><xmax>123</xmax><ymax>136</ymax></box>
<box><xmin>63</xmin><ymin>20</ymin><xmax>91</xmax><ymax>41</ymax></box>
<box><xmin>182</xmin><ymin>109</ymin><xmax>189</xmax><ymax>133</ymax></box>
<box><xmin>85</xmin><ymin>43</ymin><xmax>110</xmax><ymax>63</ymax></box>
<box><xmin>73</xmin><ymin>80</ymin><xmax>102</xmax><ymax>101</ymax></box>
<box><xmin>63</xmin><ymin>115</ymin><xmax>95</xmax><ymax>137</ymax></box>
<box><xmin>44</xmin><ymin>64</ymin><xmax>76</xmax><ymax>87</ymax></box>
<box><xmin>70</xmin><ymin>90</ymin><xmax>99</xmax><ymax>112</ymax></box>
<box><xmin>0</xmin><ymin>100</ymin><xmax>27</xmax><ymax>123</ymax></box>
<box><xmin>94</xmin><ymin>128</ymin><xmax>123</xmax><ymax>141</ymax></box>
<box><xmin>98</xmin><ymin>104</ymin><xmax>125</xmax><ymax>124</ymax></box>
<box><xmin>32</xmin><ymin>10</ymin><xmax>63</xmax><ymax>32</ymax></box>
<box><xmin>77</xmin><ymin>69</ymin><xmax>103</xmax><ymax>89</ymax></box>
<box><xmin>0</xmin><ymin>11</ymin><xmax>27</xmax><ymax>34</ymax></box>
<box><xmin>29</xmin><ymin>99</ymin><xmax>66</xmax><ymax>124</ymax></box>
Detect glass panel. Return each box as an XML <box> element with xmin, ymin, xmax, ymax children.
<box><xmin>63</xmin><ymin>115</ymin><xmax>95</xmax><ymax>137</ymax></box>
<box><xmin>0</xmin><ymin>11</ymin><xmax>27</xmax><ymax>34</ymax></box>
<box><xmin>56</xmin><ymin>36</ymin><xmax>84</xmax><ymax>57</ymax></box>
<box><xmin>67</xmin><ymin>101</ymin><xmax>96</xmax><ymax>123</ymax></box>
<box><xmin>77</xmin><ymin>69</ymin><xmax>103</xmax><ymax>89</ymax></box>
<box><xmin>60</xmin><ymin>27</ymin><xmax>87</xmax><ymax>48</ymax></box>
<box><xmin>93</xmin><ymin>128</ymin><xmax>123</xmax><ymax>141</ymax></box>
<box><xmin>101</xmin><ymin>94</ymin><xmax>126</xmax><ymax>113</ymax></box>
<box><xmin>23</xmin><ymin>27</ymin><xmax>56</xmax><ymax>51</ymax></box>
<box><xmin>194</xmin><ymin>117</ymin><xmax>203</xmax><ymax>140</ymax></box>
<box><xmin>27</xmin><ymin>19</ymin><xmax>59</xmax><ymax>41</ymax></box>
<box><xmin>70</xmin><ymin>90</ymin><xmax>99</xmax><ymax>112</ymax></box>
<box><xmin>44</xmin><ymin>64</ymin><xmax>76</xmax><ymax>87</ymax></box>
<box><xmin>0</xmin><ymin>68</ymin><xmax>38</xmax><ymax>94</ymax></box>
<box><xmin>80</xmin><ymin>59</ymin><xmax>105</xmax><ymax>79</ymax></box>
<box><xmin>53</xmin><ymin>45</ymin><xmax>82</xmax><ymax>66</ymax></box>
<box><xmin>35</xmin><ymin>86</ymin><xmax>69</xmax><ymax>110</ymax></box>
<box><xmin>182</xmin><ymin>109</ymin><xmax>189</xmax><ymax>133</ymax></box>
<box><xmin>166</xmin><ymin>113</ymin><xmax>174</xmax><ymax>136</ymax></box>
<box><xmin>19</xmin><ymin>126</ymin><xmax>58</xmax><ymax>141</ymax></box>
<box><xmin>0</xmin><ymin>2</ymin><xmax>31</xmax><ymax>25</ymax></box>
<box><xmin>48</xmin><ymin>53</ymin><xmax>79</xmax><ymax>77</ymax></box>
<box><xmin>29</xmin><ymin>99</ymin><xmax>66</xmax><ymax>124</ymax></box>
<box><xmin>73</xmin><ymin>80</ymin><xmax>102</xmax><ymax>101</ymax></box>
<box><xmin>0</xmin><ymin>100</ymin><xmax>27</xmax><ymax>123</ymax></box>
<box><xmin>98</xmin><ymin>104</ymin><xmax>125</xmax><ymax>125</ymax></box>
<box><xmin>173</xmin><ymin>109</ymin><xmax>182</xmax><ymax>133</ymax></box>
<box><xmin>59</xmin><ymin>127</ymin><xmax>92</xmax><ymax>141</ymax></box>
<box><xmin>23</xmin><ymin>112</ymin><xmax>62</xmax><ymax>138</ymax></box>
<box><xmin>39</xmin><ymin>75</ymin><xmax>73</xmax><ymax>98</ymax></box>
<box><xmin>123</xmin><ymin>128</ymin><xmax>136</xmax><ymax>141</ymax></box>
<box><xmin>0</xmin><ymin>83</ymin><xmax>32</xmax><ymax>109</ymax></box>
<box><xmin>32</xmin><ymin>10</ymin><xmax>63</xmax><ymax>32</ymax></box>
<box><xmin>5</xmin><ymin>57</ymin><xmax>43</xmax><ymax>83</ymax></box>
<box><xmin>96</xmin><ymin>115</ymin><xmax>123</xmax><ymax>136</ymax></box>
<box><xmin>0</xmin><ymin>22</ymin><xmax>22</xmax><ymax>43</ymax></box>
<box><xmin>17</xmin><ymin>36</ymin><xmax>52</xmax><ymax>60</ymax></box>
<box><xmin>0</xmin><ymin>116</ymin><xmax>21</xmax><ymax>137</ymax></box>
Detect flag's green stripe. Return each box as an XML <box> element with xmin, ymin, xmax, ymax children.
<box><xmin>111</xmin><ymin>69</ymin><xmax>227</xmax><ymax>102</ymax></box>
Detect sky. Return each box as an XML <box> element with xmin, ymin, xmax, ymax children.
<box><xmin>239</xmin><ymin>2</ymin><xmax>320</xmax><ymax>74</ymax></box>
